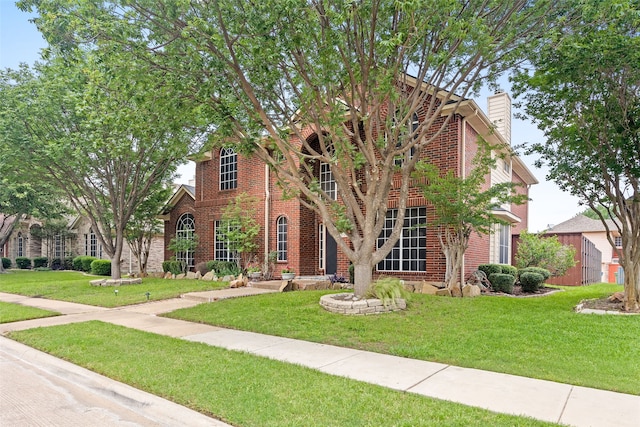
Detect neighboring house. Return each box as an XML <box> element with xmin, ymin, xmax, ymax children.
<box><xmin>1</xmin><ymin>213</ymin><xmax>164</xmax><ymax>274</ymax></box>
<box><xmin>543</xmin><ymin>214</ymin><xmax>620</xmax><ymax>284</ymax></box>
<box><xmin>163</xmin><ymin>88</ymin><xmax>537</xmax><ymax>283</ymax></box>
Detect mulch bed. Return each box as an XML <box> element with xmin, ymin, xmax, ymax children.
<box><xmin>483</xmin><ymin>285</ymin><xmax>558</xmax><ymax>297</ymax></box>
<box><xmin>578</xmin><ymin>295</ymin><xmax>640</xmax><ymax>314</ymax></box>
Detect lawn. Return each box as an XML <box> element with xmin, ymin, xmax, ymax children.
<box><xmin>165</xmin><ymin>283</ymin><xmax>640</xmax><ymax>395</ymax></box>
<box><xmin>9</xmin><ymin>321</ymin><xmax>557</xmax><ymax>427</ymax></box>
<box><xmin>0</xmin><ymin>270</ymin><xmax>228</xmax><ymax>307</ymax></box>
<box><xmin>0</xmin><ymin>301</ymin><xmax>59</xmax><ymax>323</ymax></box>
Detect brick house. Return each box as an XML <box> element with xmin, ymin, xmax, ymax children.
<box><xmin>163</xmin><ymin>89</ymin><xmax>537</xmax><ymax>283</ymax></box>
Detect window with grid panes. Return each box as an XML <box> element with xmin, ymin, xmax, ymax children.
<box><xmin>377</xmin><ymin>207</ymin><xmax>426</xmax><ymax>272</ymax></box>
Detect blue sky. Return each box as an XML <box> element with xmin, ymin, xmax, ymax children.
<box><xmin>0</xmin><ymin>2</ymin><xmax>584</xmax><ymax>232</ymax></box>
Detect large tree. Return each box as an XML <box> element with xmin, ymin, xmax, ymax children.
<box><xmin>0</xmin><ymin>51</ymin><xmax>206</xmax><ymax>279</ymax></box>
<box><xmin>512</xmin><ymin>0</ymin><xmax>640</xmax><ymax>310</ymax></box>
<box><xmin>25</xmin><ymin>0</ymin><xmax>564</xmax><ymax>296</ymax></box>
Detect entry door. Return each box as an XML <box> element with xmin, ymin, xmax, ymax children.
<box><xmin>325</xmin><ymin>231</ymin><xmax>338</xmax><ymax>275</ymax></box>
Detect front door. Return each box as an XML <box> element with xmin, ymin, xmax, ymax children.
<box><xmin>325</xmin><ymin>231</ymin><xmax>337</xmax><ymax>275</ymax></box>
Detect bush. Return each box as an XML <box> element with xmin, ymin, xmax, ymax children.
<box><xmin>194</xmin><ymin>261</ymin><xmax>209</xmax><ymax>275</ymax></box>
<box><xmin>206</xmin><ymin>260</ymin><xmax>240</xmax><ymax>276</ymax></box>
<box><xmin>478</xmin><ymin>264</ymin><xmax>502</xmax><ymax>277</ymax></box>
<box><xmin>15</xmin><ymin>257</ymin><xmax>31</xmax><ymax>269</ymax></box>
<box><xmin>50</xmin><ymin>258</ymin><xmax>62</xmax><ymax>270</ymax></box>
<box><xmin>73</xmin><ymin>256</ymin><xmax>85</xmax><ymax>271</ymax></box>
<box><xmin>162</xmin><ymin>260</ymin><xmax>184</xmax><ymax>275</ymax></box>
<box><xmin>489</xmin><ymin>273</ymin><xmax>515</xmax><ymax>294</ymax></box>
<box><xmin>81</xmin><ymin>256</ymin><xmax>97</xmax><ymax>272</ymax></box>
<box><xmin>2</xmin><ymin>257</ymin><xmax>11</xmax><ymax>269</ymax></box>
<box><xmin>365</xmin><ymin>277</ymin><xmax>409</xmax><ymax>307</ymax></box>
<box><xmin>519</xmin><ymin>266</ymin><xmax>551</xmax><ymax>281</ymax></box>
<box><xmin>91</xmin><ymin>259</ymin><xmax>111</xmax><ymax>276</ymax></box>
<box><xmin>520</xmin><ymin>272</ymin><xmax>545</xmax><ymax>293</ymax></box>
<box><xmin>500</xmin><ymin>265</ymin><xmax>518</xmax><ymax>278</ymax></box>
<box><xmin>63</xmin><ymin>257</ymin><xmax>74</xmax><ymax>270</ymax></box>
<box><xmin>33</xmin><ymin>256</ymin><xmax>48</xmax><ymax>269</ymax></box>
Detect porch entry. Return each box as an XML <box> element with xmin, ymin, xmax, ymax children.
<box><xmin>319</xmin><ymin>224</ymin><xmax>338</xmax><ymax>275</ymax></box>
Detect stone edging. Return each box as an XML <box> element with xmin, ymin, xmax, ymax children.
<box><xmin>574</xmin><ymin>301</ymin><xmax>640</xmax><ymax>316</ymax></box>
<box><xmin>90</xmin><ymin>278</ymin><xmax>143</xmax><ymax>287</ymax></box>
<box><xmin>319</xmin><ymin>293</ymin><xmax>406</xmax><ymax>315</ymax></box>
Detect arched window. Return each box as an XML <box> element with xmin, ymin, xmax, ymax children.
<box><xmin>220</xmin><ymin>147</ymin><xmax>237</xmax><ymax>190</ymax></box>
<box><xmin>277</xmin><ymin>216</ymin><xmax>288</xmax><ymax>261</ymax></box>
<box><xmin>17</xmin><ymin>232</ymin><xmax>24</xmax><ymax>257</ymax></box>
<box><xmin>176</xmin><ymin>213</ymin><xmax>196</xmax><ymax>269</ymax></box>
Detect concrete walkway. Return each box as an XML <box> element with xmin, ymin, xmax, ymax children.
<box><xmin>1</xmin><ymin>289</ymin><xmax>639</xmax><ymax>427</ymax></box>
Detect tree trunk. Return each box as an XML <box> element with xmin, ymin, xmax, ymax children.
<box><xmin>353</xmin><ymin>261</ymin><xmax>373</xmax><ymax>298</ymax></box>
<box><xmin>622</xmin><ymin>259</ymin><xmax>640</xmax><ymax>312</ymax></box>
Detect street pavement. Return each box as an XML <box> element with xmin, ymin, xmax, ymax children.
<box><xmin>1</xmin><ymin>289</ymin><xmax>639</xmax><ymax>427</ymax></box>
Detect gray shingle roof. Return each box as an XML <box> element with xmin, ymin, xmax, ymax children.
<box><xmin>547</xmin><ymin>214</ymin><xmax>616</xmax><ymax>233</ymax></box>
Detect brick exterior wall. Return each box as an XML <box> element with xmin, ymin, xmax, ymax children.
<box><xmin>164</xmin><ymin>95</ymin><xmax>533</xmax><ymax>282</ymax></box>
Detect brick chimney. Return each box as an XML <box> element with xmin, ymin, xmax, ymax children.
<box><xmin>487</xmin><ymin>91</ymin><xmax>512</xmax><ymax>145</ymax></box>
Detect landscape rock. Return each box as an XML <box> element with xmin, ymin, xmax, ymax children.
<box><xmin>421</xmin><ymin>283</ymin><xmax>439</xmax><ymax>295</ymax></box>
<box><xmin>608</xmin><ymin>292</ymin><xmax>625</xmax><ymax>303</ymax></box>
<box><xmin>222</xmin><ymin>275</ymin><xmax>235</xmax><ymax>282</ymax></box>
<box><xmin>175</xmin><ymin>273</ymin><xmax>186</xmax><ymax>280</ymax></box>
<box><xmin>279</xmin><ymin>281</ymin><xmax>293</xmax><ymax>292</ymax></box>
<box><xmin>163</xmin><ymin>272</ymin><xmax>172</xmax><ymax>279</ymax></box>
<box><xmin>195</xmin><ymin>271</ymin><xmax>202</xmax><ymax>279</ymax></box>
<box><xmin>451</xmin><ymin>284</ymin><xmax>463</xmax><ymax>297</ymax></box>
<box><xmin>462</xmin><ymin>284</ymin><xmax>481</xmax><ymax>297</ymax></box>
<box><xmin>202</xmin><ymin>271</ymin><xmax>215</xmax><ymax>281</ymax></box>
<box><xmin>186</xmin><ymin>271</ymin><xmax>197</xmax><ymax>280</ymax></box>
<box><xmin>435</xmin><ymin>288</ymin><xmax>452</xmax><ymax>297</ymax></box>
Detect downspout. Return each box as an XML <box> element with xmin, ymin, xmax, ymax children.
<box><xmin>264</xmin><ymin>163</ymin><xmax>271</xmax><ymax>268</ymax></box>
<box><xmin>459</xmin><ymin>107</ymin><xmax>479</xmax><ymax>283</ymax></box>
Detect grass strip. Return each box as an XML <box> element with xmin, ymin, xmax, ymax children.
<box><xmin>164</xmin><ymin>284</ymin><xmax>640</xmax><ymax>395</ymax></box>
<box><xmin>0</xmin><ymin>301</ymin><xmax>59</xmax><ymax>323</ymax></box>
<box><xmin>0</xmin><ymin>270</ymin><xmax>227</xmax><ymax>307</ymax></box>
<box><xmin>10</xmin><ymin>321</ymin><xmax>557</xmax><ymax>427</ymax></box>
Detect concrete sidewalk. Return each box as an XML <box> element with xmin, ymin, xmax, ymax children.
<box><xmin>1</xmin><ymin>290</ymin><xmax>639</xmax><ymax>427</ymax></box>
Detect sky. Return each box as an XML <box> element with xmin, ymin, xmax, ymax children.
<box><xmin>0</xmin><ymin>2</ymin><xmax>585</xmax><ymax>232</ymax></box>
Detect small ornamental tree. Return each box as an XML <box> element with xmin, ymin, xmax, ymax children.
<box><xmin>415</xmin><ymin>140</ymin><xmax>527</xmax><ymax>292</ymax></box>
<box><xmin>515</xmin><ymin>231</ymin><xmax>577</xmax><ymax>277</ymax></box>
<box><xmin>168</xmin><ymin>231</ymin><xmax>199</xmax><ymax>274</ymax></box>
<box><xmin>216</xmin><ymin>193</ymin><xmax>261</xmax><ymax>272</ymax></box>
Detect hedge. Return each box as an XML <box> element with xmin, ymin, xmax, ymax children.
<box><xmin>519</xmin><ymin>266</ymin><xmax>551</xmax><ymax>281</ymax></box>
<box><xmin>500</xmin><ymin>264</ymin><xmax>518</xmax><ymax>278</ymax></box>
<box><xmin>90</xmin><ymin>259</ymin><xmax>111</xmax><ymax>276</ymax></box>
<box><xmin>15</xmin><ymin>257</ymin><xmax>31</xmax><ymax>269</ymax></box>
<box><xmin>81</xmin><ymin>256</ymin><xmax>97</xmax><ymax>272</ymax></box>
<box><xmin>478</xmin><ymin>264</ymin><xmax>502</xmax><ymax>278</ymax></box>
<box><xmin>1</xmin><ymin>257</ymin><xmax>11</xmax><ymax>269</ymax></box>
<box><xmin>489</xmin><ymin>273</ymin><xmax>515</xmax><ymax>294</ymax></box>
<box><xmin>33</xmin><ymin>256</ymin><xmax>48</xmax><ymax>269</ymax></box>
<box><xmin>520</xmin><ymin>272</ymin><xmax>545</xmax><ymax>293</ymax></box>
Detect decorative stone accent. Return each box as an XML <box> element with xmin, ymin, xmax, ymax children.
<box><xmin>202</xmin><ymin>271</ymin><xmax>215</xmax><ymax>281</ymax></box>
<box><xmin>163</xmin><ymin>272</ymin><xmax>173</xmax><ymax>279</ymax></box>
<box><xmin>90</xmin><ymin>278</ymin><xmax>143</xmax><ymax>287</ymax></box>
<box><xmin>421</xmin><ymin>283</ymin><xmax>439</xmax><ymax>295</ymax></box>
<box><xmin>186</xmin><ymin>271</ymin><xmax>197</xmax><ymax>279</ymax></box>
<box><xmin>435</xmin><ymin>288</ymin><xmax>452</xmax><ymax>297</ymax></box>
<box><xmin>195</xmin><ymin>271</ymin><xmax>202</xmax><ymax>279</ymax></box>
<box><xmin>175</xmin><ymin>273</ymin><xmax>186</xmax><ymax>280</ymax></box>
<box><xmin>462</xmin><ymin>284</ymin><xmax>481</xmax><ymax>297</ymax></box>
<box><xmin>294</xmin><ymin>279</ymin><xmax>331</xmax><ymax>291</ymax></box>
<box><xmin>222</xmin><ymin>275</ymin><xmax>235</xmax><ymax>282</ymax></box>
<box><xmin>279</xmin><ymin>280</ymin><xmax>293</xmax><ymax>292</ymax></box>
<box><xmin>319</xmin><ymin>293</ymin><xmax>406</xmax><ymax>315</ymax></box>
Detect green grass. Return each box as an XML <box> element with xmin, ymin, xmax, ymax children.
<box><xmin>0</xmin><ymin>270</ymin><xmax>228</xmax><ymax>307</ymax></box>
<box><xmin>0</xmin><ymin>301</ymin><xmax>59</xmax><ymax>323</ymax></box>
<box><xmin>165</xmin><ymin>284</ymin><xmax>640</xmax><ymax>395</ymax></box>
<box><xmin>9</xmin><ymin>321</ymin><xmax>557</xmax><ymax>427</ymax></box>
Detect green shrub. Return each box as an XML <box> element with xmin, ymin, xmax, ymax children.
<box><xmin>520</xmin><ymin>272</ymin><xmax>545</xmax><ymax>293</ymax></box>
<box><xmin>63</xmin><ymin>257</ymin><xmax>74</xmax><ymax>270</ymax></box>
<box><xmin>501</xmin><ymin>265</ymin><xmax>518</xmax><ymax>278</ymax></box>
<box><xmin>33</xmin><ymin>256</ymin><xmax>48</xmax><ymax>269</ymax></box>
<box><xmin>206</xmin><ymin>260</ymin><xmax>240</xmax><ymax>276</ymax></box>
<box><xmin>91</xmin><ymin>259</ymin><xmax>111</xmax><ymax>276</ymax></box>
<box><xmin>81</xmin><ymin>256</ymin><xmax>97</xmax><ymax>272</ymax></box>
<box><xmin>489</xmin><ymin>273</ymin><xmax>515</xmax><ymax>294</ymax></box>
<box><xmin>15</xmin><ymin>257</ymin><xmax>31</xmax><ymax>269</ymax></box>
<box><xmin>365</xmin><ymin>277</ymin><xmax>409</xmax><ymax>307</ymax></box>
<box><xmin>195</xmin><ymin>261</ymin><xmax>209</xmax><ymax>275</ymax></box>
<box><xmin>50</xmin><ymin>258</ymin><xmax>63</xmax><ymax>270</ymax></box>
<box><xmin>2</xmin><ymin>257</ymin><xmax>11</xmax><ymax>269</ymax></box>
<box><xmin>162</xmin><ymin>260</ymin><xmax>172</xmax><ymax>273</ymax></box>
<box><xmin>73</xmin><ymin>256</ymin><xmax>85</xmax><ymax>271</ymax></box>
<box><xmin>478</xmin><ymin>264</ymin><xmax>502</xmax><ymax>277</ymax></box>
<box><xmin>519</xmin><ymin>266</ymin><xmax>551</xmax><ymax>281</ymax></box>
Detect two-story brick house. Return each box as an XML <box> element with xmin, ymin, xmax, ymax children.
<box><xmin>163</xmin><ymin>89</ymin><xmax>537</xmax><ymax>283</ymax></box>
